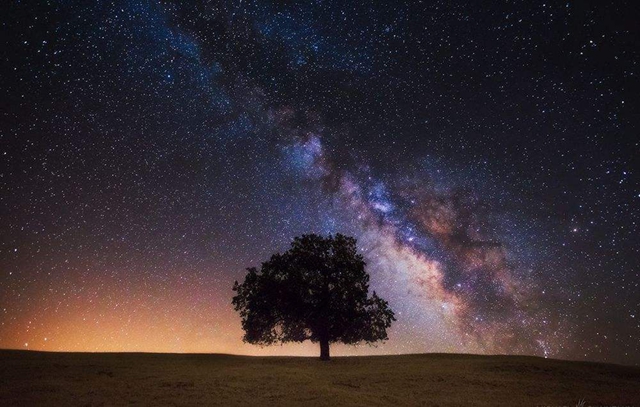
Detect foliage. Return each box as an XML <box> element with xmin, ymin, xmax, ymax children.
<box><xmin>232</xmin><ymin>234</ymin><xmax>395</xmax><ymax>359</ymax></box>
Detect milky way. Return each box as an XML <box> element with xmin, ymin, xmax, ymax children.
<box><xmin>1</xmin><ymin>1</ymin><xmax>638</xmax><ymax>364</ymax></box>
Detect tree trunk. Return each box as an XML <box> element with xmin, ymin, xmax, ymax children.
<box><xmin>320</xmin><ymin>339</ymin><xmax>330</xmax><ymax>361</ymax></box>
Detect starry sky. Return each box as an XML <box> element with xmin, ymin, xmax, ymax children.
<box><xmin>1</xmin><ymin>1</ymin><xmax>639</xmax><ymax>364</ymax></box>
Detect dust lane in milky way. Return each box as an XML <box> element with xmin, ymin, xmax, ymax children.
<box><xmin>1</xmin><ymin>1</ymin><xmax>638</xmax><ymax>364</ymax></box>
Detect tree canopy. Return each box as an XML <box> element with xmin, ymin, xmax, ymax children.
<box><xmin>232</xmin><ymin>234</ymin><xmax>395</xmax><ymax>360</ymax></box>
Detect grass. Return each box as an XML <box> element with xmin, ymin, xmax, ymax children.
<box><xmin>1</xmin><ymin>350</ymin><xmax>638</xmax><ymax>406</ymax></box>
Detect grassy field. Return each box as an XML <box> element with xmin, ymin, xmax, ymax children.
<box><xmin>1</xmin><ymin>350</ymin><xmax>638</xmax><ymax>406</ymax></box>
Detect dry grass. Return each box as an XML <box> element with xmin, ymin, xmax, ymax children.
<box><xmin>1</xmin><ymin>350</ymin><xmax>638</xmax><ymax>406</ymax></box>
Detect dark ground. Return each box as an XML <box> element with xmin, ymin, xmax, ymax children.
<box><xmin>1</xmin><ymin>350</ymin><xmax>638</xmax><ymax>406</ymax></box>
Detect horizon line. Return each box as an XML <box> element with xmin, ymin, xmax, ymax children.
<box><xmin>1</xmin><ymin>348</ymin><xmax>637</xmax><ymax>368</ymax></box>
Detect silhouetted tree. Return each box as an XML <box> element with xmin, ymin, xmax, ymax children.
<box><xmin>232</xmin><ymin>234</ymin><xmax>395</xmax><ymax>361</ymax></box>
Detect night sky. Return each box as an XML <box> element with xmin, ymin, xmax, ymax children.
<box><xmin>2</xmin><ymin>1</ymin><xmax>639</xmax><ymax>365</ymax></box>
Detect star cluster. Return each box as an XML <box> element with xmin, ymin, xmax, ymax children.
<box><xmin>1</xmin><ymin>0</ymin><xmax>638</xmax><ymax>364</ymax></box>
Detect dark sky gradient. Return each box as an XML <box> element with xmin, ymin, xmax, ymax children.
<box><xmin>1</xmin><ymin>0</ymin><xmax>639</xmax><ymax>364</ymax></box>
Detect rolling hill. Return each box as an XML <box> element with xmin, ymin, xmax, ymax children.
<box><xmin>1</xmin><ymin>350</ymin><xmax>638</xmax><ymax>406</ymax></box>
